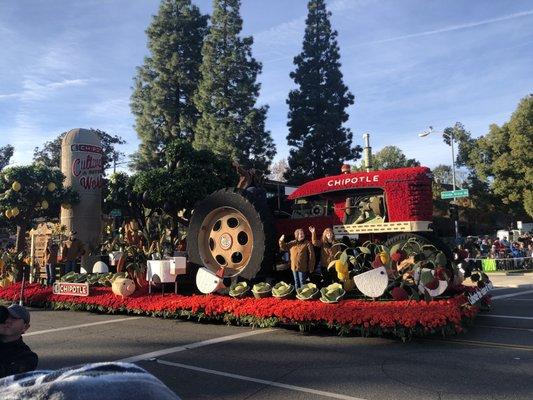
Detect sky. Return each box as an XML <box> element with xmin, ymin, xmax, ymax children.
<box><xmin>1</xmin><ymin>0</ymin><xmax>532</xmax><ymax>173</ymax></box>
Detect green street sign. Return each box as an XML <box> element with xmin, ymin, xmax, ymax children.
<box><xmin>441</xmin><ymin>189</ymin><xmax>469</xmax><ymax>199</ymax></box>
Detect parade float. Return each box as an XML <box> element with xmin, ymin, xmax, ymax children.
<box><xmin>0</xmin><ymin>129</ymin><xmax>490</xmax><ymax>340</ymax></box>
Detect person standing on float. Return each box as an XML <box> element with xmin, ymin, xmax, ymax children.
<box><xmin>309</xmin><ymin>226</ymin><xmax>337</xmax><ymax>276</ymax></box>
<box><xmin>61</xmin><ymin>231</ymin><xmax>85</xmax><ymax>274</ymax></box>
<box><xmin>279</xmin><ymin>229</ymin><xmax>315</xmax><ymax>290</ymax></box>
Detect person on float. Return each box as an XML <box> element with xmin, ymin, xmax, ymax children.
<box><xmin>309</xmin><ymin>226</ymin><xmax>338</xmax><ymax>276</ymax></box>
<box><xmin>44</xmin><ymin>238</ymin><xmax>59</xmax><ymax>286</ymax></box>
<box><xmin>0</xmin><ymin>305</ymin><xmax>38</xmax><ymax>378</ymax></box>
<box><xmin>279</xmin><ymin>229</ymin><xmax>315</xmax><ymax>290</ymax></box>
<box><xmin>61</xmin><ymin>231</ymin><xmax>85</xmax><ymax>274</ymax></box>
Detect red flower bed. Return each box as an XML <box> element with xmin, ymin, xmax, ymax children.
<box><xmin>0</xmin><ymin>283</ymin><xmax>478</xmax><ymax>340</ymax></box>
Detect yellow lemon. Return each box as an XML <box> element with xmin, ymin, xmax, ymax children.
<box><xmin>11</xmin><ymin>207</ymin><xmax>19</xmax><ymax>217</ymax></box>
<box><xmin>11</xmin><ymin>181</ymin><xmax>21</xmax><ymax>192</ymax></box>
<box><xmin>5</xmin><ymin>209</ymin><xmax>12</xmax><ymax>218</ymax></box>
<box><xmin>41</xmin><ymin>200</ymin><xmax>49</xmax><ymax>209</ymax></box>
<box><xmin>47</xmin><ymin>182</ymin><xmax>57</xmax><ymax>192</ymax></box>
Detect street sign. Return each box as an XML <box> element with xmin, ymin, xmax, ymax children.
<box><xmin>441</xmin><ymin>189</ymin><xmax>469</xmax><ymax>199</ymax></box>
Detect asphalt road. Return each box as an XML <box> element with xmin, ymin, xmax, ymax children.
<box><xmin>17</xmin><ymin>273</ymin><xmax>533</xmax><ymax>400</ymax></box>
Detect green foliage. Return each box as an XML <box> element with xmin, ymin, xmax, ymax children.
<box><xmin>285</xmin><ymin>0</ymin><xmax>360</xmax><ymax>185</ymax></box>
<box><xmin>0</xmin><ymin>145</ymin><xmax>14</xmax><ymax>170</ymax></box>
<box><xmin>103</xmin><ymin>172</ymin><xmax>132</xmax><ymax>215</ymax></box>
<box><xmin>193</xmin><ymin>0</ymin><xmax>275</xmax><ymax>172</ymax></box>
<box><xmin>33</xmin><ymin>129</ymin><xmax>125</xmax><ymax>172</ymax></box>
<box><xmin>0</xmin><ymin>164</ymin><xmax>78</xmax><ymax>251</ymax></box>
<box><xmin>104</xmin><ymin>140</ymin><xmax>236</xmax><ymax>220</ymax></box>
<box><xmin>462</xmin><ymin>95</ymin><xmax>533</xmax><ymax>217</ymax></box>
<box><xmin>356</xmin><ymin>146</ymin><xmax>419</xmax><ymax>171</ymax></box>
<box><xmin>130</xmin><ymin>0</ymin><xmax>208</xmax><ymax>171</ymax></box>
<box><xmin>134</xmin><ymin>139</ymin><xmax>236</xmax><ymax>212</ymax></box>
<box><xmin>442</xmin><ymin>122</ymin><xmax>474</xmax><ymax>168</ymax></box>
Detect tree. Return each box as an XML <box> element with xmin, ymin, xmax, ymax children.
<box><xmin>193</xmin><ymin>0</ymin><xmax>276</xmax><ymax>172</ymax></box>
<box><xmin>130</xmin><ymin>0</ymin><xmax>209</xmax><ymax>171</ymax></box>
<box><xmin>269</xmin><ymin>158</ymin><xmax>288</xmax><ymax>182</ymax></box>
<box><xmin>463</xmin><ymin>95</ymin><xmax>533</xmax><ymax>217</ymax></box>
<box><xmin>442</xmin><ymin>122</ymin><xmax>475</xmax><ymax>169</ymax></box>
<box><xmin>365</xmin><ymin>146</ymin><xmax>419</xmax><ymax>170</ymax></box>
<box><xmin>33</xmin><ymin>129</ymin><xmax>125</xmax><ymax>173</ymax></box>
<box><xmin>105</xmin><ymin>139</ymin><xmax>236</xmax><ymax>228</ymax></box>
<box><xmin>284</xmin><ymin>0</ymin><xmax>360</xmax><ymax>185</ymax></box>
<box><xmin>0</xmin><ymin>165</ymin><xmax>78</xmax><ymax>253</ymax></box>
<box><xmin>0</xmin><ymin>145</ymin><xmax>14</xmax><ymax>170</ymax></box>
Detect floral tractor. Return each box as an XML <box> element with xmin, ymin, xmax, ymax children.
<box><xmin>188</xmin><ymin>166</ymin><xmax>455</xmax><ymax>296</ymax></box>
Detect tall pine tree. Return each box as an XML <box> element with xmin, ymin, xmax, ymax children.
<box><xmin>193</xmin><ymin>0</ymin><xmax>275</xmax><ymax>172</ymax></box>
<box><xmin>130</xmin><ymin>0</ymin><xmax>208</xmax><ymax>171</ymax></box>
<box><xmin>285</xmin><ymin>0</ymin><xmax>360</xmax><ymax>184</ymax></box>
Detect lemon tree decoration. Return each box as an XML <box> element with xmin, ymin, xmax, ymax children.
<box><xmin>0</xmin><ymin>164</ymin><xmax>78</xmax><ymax>253</ymax></box>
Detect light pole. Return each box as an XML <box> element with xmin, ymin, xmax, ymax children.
<box><xmin>419</xmin><ymin>126</ymin><xmax>459</xmax><ymax>239</ymax></box>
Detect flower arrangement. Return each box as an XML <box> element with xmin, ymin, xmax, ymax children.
<box><xmin>0</xmin><ymin>282</ymin><xmax>479</xmax><ymax>340</ymax></box>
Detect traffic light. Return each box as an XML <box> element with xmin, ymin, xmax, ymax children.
<box><xmin>448</xmin><ymin>204</ymin><xmax>459</xmax><ymax>220</ymax></box>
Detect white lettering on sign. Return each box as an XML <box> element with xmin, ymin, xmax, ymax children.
<box><xmin>71</xmin><ymin>144</ymin><xmax>103</xmax><ymax>154</ymax></box>
<box><xmin>467</xmin><ymin>281</ymin><xmax>493</xmax><ymax>304</ymax></box>
<box><xmin>53</xmin><ymin>282</ymin><xmax>90</xmax><ymax>297</ymax></box>
<box><xmin>327</xmin><ymin>174</ymin><xmax>379</xmax><ymax>187</ymax></box>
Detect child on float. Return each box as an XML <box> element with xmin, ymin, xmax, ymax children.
<box><xmin>278</xmin><ymin>229</ymin><xmax>315</xmax><ymax>290</ymax></box>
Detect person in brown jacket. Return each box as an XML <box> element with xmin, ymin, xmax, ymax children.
<box><xmin>279</xmin><ymin>229</ymin><xmax>315</xmax><ymax>289</ymax></box>
<box><xmin>309</xmin><ymin>226</ymin><xmax>338</xmax><ymax>274</ymax></box>
<box><xmin>61</xmin><ymin>231</ymin><xmax>85</xmax><ymax>274</ymax></box>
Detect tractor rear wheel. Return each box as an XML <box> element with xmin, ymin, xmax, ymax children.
<box><xmin>188</xmin><ymin>188</ymin><xmax>276</xmax><ymax>280</ymax></box>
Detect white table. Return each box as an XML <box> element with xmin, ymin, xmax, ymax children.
<box><xmin>146</xmin><ymin>257</ymin><xmax>187</xmax><ymax>294</ymax></box>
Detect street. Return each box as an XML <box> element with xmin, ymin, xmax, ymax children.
<box><xmin>21</xmin><ymin>273</ymin><xmax>533</xmax><ymax>400</ymax></box>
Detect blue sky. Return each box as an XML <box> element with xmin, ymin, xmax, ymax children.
<box><xmin>1</xmin><ymin>0</ymin><xmax>532</xmax><ymax>173</ymax></box>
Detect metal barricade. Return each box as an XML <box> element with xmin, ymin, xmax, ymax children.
<box><xmin>468</xmin><ymin>257</ymin><xmax>533</xmax><ymax>272</ymax></box>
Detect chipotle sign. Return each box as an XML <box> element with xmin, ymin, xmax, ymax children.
<box><xmin>53</xmin><ymin>282</ymin><xmax>90</xmax><ymax>296</ymax></box>
<box><xmin>71</xmin><ymin>143</ymin><xmax>103</xmax><ymax>190</ymax></box>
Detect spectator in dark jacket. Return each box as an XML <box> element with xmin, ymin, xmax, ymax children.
<box><xmin>0</xmin><ymin>305</ymin><xmax>38</xmax><ymax>378</ymax></box>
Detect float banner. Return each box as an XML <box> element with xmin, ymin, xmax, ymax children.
<box><xmin>467</xmin><ymin>281</ymin><xmax>493</xmax><ymax>305</ymax></box>
<box><xmin>53</xmin><ymin>282</ymin><xmax>90</xmax><ymax>297</ymax></box>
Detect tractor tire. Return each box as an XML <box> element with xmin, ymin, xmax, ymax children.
<box><xmin>188</xmin><ymin>188</ymin><xmax>276</xmax><ymax>280</ymax></box>
<box><xmin>384</xmin><ymin>233</ymin><xmax>453</xmax><ymax>266</ymax></box>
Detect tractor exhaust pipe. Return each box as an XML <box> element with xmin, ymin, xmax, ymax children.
<box><xmin>363</xmin><ymin>133</ymin><xmax>372</xmax><ymax>172</ymax></box>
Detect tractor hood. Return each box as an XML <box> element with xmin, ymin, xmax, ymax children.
<box><xmin>288</xmin><ymin>166</ymin><xmax>432</xmax><ymax>200</ymax></box>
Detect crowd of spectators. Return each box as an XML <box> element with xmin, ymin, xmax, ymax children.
<box><xmin>459</xmin><ymin>233</ymin><xmax>533</xmax><ymax>260</ymax></box>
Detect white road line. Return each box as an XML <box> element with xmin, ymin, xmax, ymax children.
<box><xmin>492</xmin><ymin>289</ymin><xmax>533</xmax><ymax>300</ymax></box>
<box><xmin>26</xmin><ymin>317</ymin><xmax>142</xmax><ymax>337</ymax></box>
<box><xmin>118</xmin><ymin>329</ymin><xmax>275</xmax><ymax>363</ymax></box>
<box><xmin>500</xmin><ymin>298</ymin><xmax>533</xmax><ymax>301</ymax></box>
<box><xmin>477</xmin><ymin>314</ymin><xmax>533</xmax><ymax>321</ymax></box>
<box><xmin>156</xmin><ymin>359</ymin><xmax>368</xmax><ymax>400</ymax></box>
